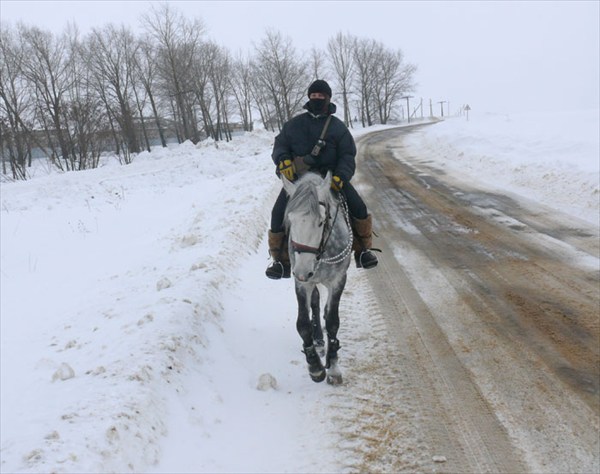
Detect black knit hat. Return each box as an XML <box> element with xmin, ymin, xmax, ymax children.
<box><xmin>307</xmin><ymin>79</ymin><xmax>332</xmax><ymax>98</ymax></box>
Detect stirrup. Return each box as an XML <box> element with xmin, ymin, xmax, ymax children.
<box><xmin>355</xmin><ymin>249</ymin><xmax>380</xmax><ymax>269</ymax></box>
<box><xmin>265</xmin><ymin>260</ymin><xmax>291</xmax><ymax>279</ymax></box>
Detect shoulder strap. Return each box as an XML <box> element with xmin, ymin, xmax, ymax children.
<box><xmin>319</xmin><ymin>115</ymin><xmax>333</xmax><ymax>141</ymax></box>
<box><xmin>311</xmin><ymin>115</ymin><xmax>333</xmax><ymax>157</ymax></box>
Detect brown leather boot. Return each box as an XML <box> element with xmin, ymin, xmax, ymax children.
<box><xmin>351</xmin><ymin>215</ymin><xmax>378</xmax><ymax>269</ymax></box>
<box><xmin>265</xmin><ymin>230</ymin><xmax>291</xmax><ymax>279</ymax></box>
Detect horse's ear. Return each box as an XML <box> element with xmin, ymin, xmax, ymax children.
<box><xmin>282</xmin><ymin>175</ymin><xmax>296</xmax><ymax>197</ymax></box>
<box><xmin>323</xmin><ymin>170</ymin><xmax>333</xmax><ymax>193</ymax></box>
<box><xmin>320</xmin><ymin>171</ymin><xmax>333</xmax><ymax>198</ymax></box>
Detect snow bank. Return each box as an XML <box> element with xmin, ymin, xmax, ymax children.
<box><xmin>402</xmin><ymin>109</ymin><xmax>599</xmax><ymax>226</ymax></box>
<box><xmin>1</xmin><ymin>130</ymin><xmax>280</xmax><ymax>473</ymax></box>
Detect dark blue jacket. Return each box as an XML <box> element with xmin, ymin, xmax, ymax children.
<box><xmin>271</xmin><ymin>102</ymin><xmax>357</xmax><ymax>184</ymax></box>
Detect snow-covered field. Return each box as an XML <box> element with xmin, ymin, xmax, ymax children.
<box><xmin>1</xmin><ymin>109</ymin><xmax>598</xmax><ymax>473</ymax></box>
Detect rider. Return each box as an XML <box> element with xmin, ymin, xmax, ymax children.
<box><xmin>266</xmin><ymin>79</ymin><xmax>379</xmax><ymax>279</ymax></box>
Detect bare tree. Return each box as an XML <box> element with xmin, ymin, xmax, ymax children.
<box><xmin>230</xmin><ymin>53</ymin><xmax>254</xmax><ymax>132</ymax></box>
<box><xmin>252</xmin><ymin>29</ymin><xmax>308</xmax><ymax>130</ymax></box>
<box><xmin>353</xmin><ymin>37</ymin><xmax>380</xmax><ymax>127</ymax></box>
<box><xmin>126</xmin><ymin>38</ymin><xmax>152</xmax><ymax>153</ymax></box>
<box><xmin>20</xmin><ymin>25</ymin><xmax>76</xmax><ymax>170</ymax></box>
<box><xmin>142</xmin><ymin>3</ymin><xmax>205</xmax><ymax>143</ymax></box>
<box><xmin>327</xmin><ymin>32</ymin><xmax>356</xmax><ymax>126</ymax></box>
<box><xmin>136</xmin><ymin>38</ymin><xmax>167</xmax><ymax>147</ymax></box>
<box><xmin>309</xmin><ymin>46</ymin><xmax>326</xmax><ymax>80</ymax></box>
<box><xmin>62</xmin><ymin>23</ymin><xmax>105</xmax><ymax>169</ymax></box>
<box><xmin>372</xmin><ymin>48</ymin><xmax>417</xmax><ymax>124</ymax></box>
<box><xmin>0</xmin><ymin>24</ymin><xmax>34</xmax><ymax>179</ymax></box>
<box><xmin>191</xmin><ymin>41</ymin><xmax>216</xmax><ymax>140</ymax></box>
<box><xmin>87</xmin><ymin>24</ymin><xmax>141</xmax><ymax>162</ymax></box>
<box><xmin>249</xmin><ymin>64</ymin><xmax>276</xmax><ymax>132</ymax></box>
<box><xmin>205</xmin><ymin>43</ymin><xmax>233</xmax><ymax>141</ymax></box>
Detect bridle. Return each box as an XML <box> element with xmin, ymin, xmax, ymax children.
<box><xmin>290</xmin><ymin>200</ymin><xmax>331</xmax><ymax>258</ymax></box>
<box><xmin>289</xmin><ymin>195</ymin><xmax>353</xmax><ymax>265</ymax></box>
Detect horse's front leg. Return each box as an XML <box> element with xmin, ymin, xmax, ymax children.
<box><xmin>310</xmin><ymin>287</ymin><xmax>325</xmax><ymax>356</ymax></box>
<box><xmin>324</xmin><ymin>274</ymin><xmax>347</xmax><ymax>385</ymax></box>
<box><xmin>295</xmin><ymin>281</ymin><xmax>326</xmax><ymax>383</ymax></box>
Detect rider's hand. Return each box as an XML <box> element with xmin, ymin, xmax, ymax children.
<box><xmin>331</xmin><ymin>175</ymin><xmax>343</xmax><ymax>192</ymax></box>
<box><xmin>278</xmin><ymin>159</ymin><xmax>296</xmax><ymax>181</ymax></box>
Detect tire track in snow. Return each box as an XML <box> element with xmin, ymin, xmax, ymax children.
<box><xmin>323</xmin><ymin>269</ymin><xmax>437</xmax><ymax>473</ymax></box>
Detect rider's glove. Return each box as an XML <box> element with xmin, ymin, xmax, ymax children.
<box><xmin>331</xmin><ymin>175</ymin><xmax>343</xmax><ymax>192</ymax></box>
<box><xmin>278</xmin><ymin>159</ymin><xmax>296</xmax><ymax>181</ymax></box>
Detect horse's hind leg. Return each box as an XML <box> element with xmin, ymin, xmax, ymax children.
<box><xmin>324</xmin><ymin>275</ymin><xmax>346</xmax><ymax>385</ymax></box>
<box><xmin>295</xmin><ymin>282</ymin><xmax>326</xmax><ymax>383</ymax></box>
<box><xmin>310</xmin><ymin>287</ymin><xmax>325</xmax><ymax>356</ymax></box>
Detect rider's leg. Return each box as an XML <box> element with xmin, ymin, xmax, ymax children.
<box><xmin>266</xmin><ymin>189</ymin><xmax>291</xmax><ymax>279</ymax></box>
<box><xmin>342</xmin><ymin>183</ymin><xmax>379</xmax><ymax>269</ymax></box>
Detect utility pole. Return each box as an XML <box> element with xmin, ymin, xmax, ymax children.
<box><xmin>401</xmin><ymin>95</ymin><xmax>413</xmax><ymax>123</ymax></box>
<box><xmin>464</xmin><ymin>104</ymin><xmax>471</xmax><ymax>121</ymax></box>
<box><xmin>437</xmin><ymin>101</ymin><xmax>447</xmax><ymax>117</ymax></box>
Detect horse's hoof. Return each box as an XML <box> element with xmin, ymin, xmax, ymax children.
<box><xmin>310</xmin><ymin>369</ymin><xmax>326</xmax><ymax>383</ymax></box>
<box><xmin>327</xmin><ymin>373</ymin><xmax>343</xmax><ymax>385</ymax></box>
<box><xmin>326</xmin><ymin>357</ymin><xmax>342</xmax><ymax>385</ymax></box>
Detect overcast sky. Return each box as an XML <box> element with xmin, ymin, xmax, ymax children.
<box><xmin>1</xmin><ymin>1</ymin><xmax>599</xmax><ymax>114</ymax></box>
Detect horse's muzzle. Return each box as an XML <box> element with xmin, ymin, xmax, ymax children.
<box><xmin>294</xmin><ymin>270</ymin><xmax>315</xmax><ymax>282</ymax></box>
<box><xmin>292</xmin><ymin>252</ymin><xmax>320</xmax><ymax>282</ymax></box>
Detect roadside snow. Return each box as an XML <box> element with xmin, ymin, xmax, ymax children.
<box><xmin>402</xmin><ymin>109</ymin><xmax>599</xmax><ymax>226</ymax></box>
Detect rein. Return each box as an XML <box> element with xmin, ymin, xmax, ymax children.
<box><xmin>318</xmin><ymin>196</ymin><xmax>353</xmax><ymax>264</ymax></box>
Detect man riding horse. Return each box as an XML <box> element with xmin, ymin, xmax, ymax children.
<box><xmin>266</xmin><ymin>79</ymin><xmax>379</xmax><ymax>279</ymax></box>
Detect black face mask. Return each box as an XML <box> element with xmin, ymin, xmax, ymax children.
<box><xmin>309</xmin><ymin>98</ymin><xmax>327</xmax><ymax>114</ymax></box>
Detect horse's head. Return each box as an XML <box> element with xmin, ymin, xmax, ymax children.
<box><xmin>283</xmin><ymin>172</ymin><xmax>333</xmax><ymax>282</ymax></box>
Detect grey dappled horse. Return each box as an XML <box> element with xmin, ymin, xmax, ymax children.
<box><xmin>283</xmin><ymin>171</ymin><xmax>353</xmax><ymax>384</ymax></box>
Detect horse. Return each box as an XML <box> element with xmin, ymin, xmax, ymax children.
<box><xmin>282</xmin><ymin>171</ymin><xmax>353</xmax><ymax>384</ymax></box>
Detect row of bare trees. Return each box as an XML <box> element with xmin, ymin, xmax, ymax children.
<box><xmin>0</xmin><ymin>4</ymin><xmax>416</xmax><ymax>180</ymax></box>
